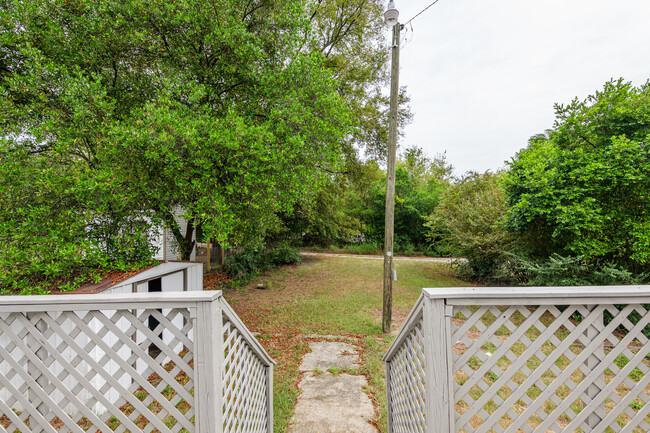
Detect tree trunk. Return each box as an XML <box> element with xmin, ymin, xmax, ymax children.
<box><xmin>165</xmin><ymin>213</ymin><xmax>195</xmax><ymax>261</ymax></box>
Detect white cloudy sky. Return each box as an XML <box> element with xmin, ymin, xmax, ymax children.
<box><xmin>392</xmin><ymin>0</ymin><xmax>650</xmax><ymax>175</ymax></box>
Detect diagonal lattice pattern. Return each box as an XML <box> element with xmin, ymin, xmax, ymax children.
<box><xmin>451</xmin><ymin>304</ymin><xmax>650</xmax><ymax>433</ymax></box>
<box><xmin>387</xmin><ymin>311</ymin><xmax>427</xmax><ymax>433</ymax></box>
<box><xmin>0</xmin><ymin>308</ymin><xmax>195</xmax><ymax>433</ymax></box>
<box><xmin>222</xmin><ymin>308</ymin><xmax>269</xmax><ymax>433</ymax></box>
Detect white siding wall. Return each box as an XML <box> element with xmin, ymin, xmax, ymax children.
<box><xmin>152</xmin><ymin>207</ymin><xmax>196</xmax><ymax>261</ymax></box>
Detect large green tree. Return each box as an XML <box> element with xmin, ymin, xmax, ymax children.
<box><xmin>0</xmin><ymin>0</ymin><xmax>351</xmax><ymax>290</ymax></box>
<box><xmin>307</xmin><ymin>0</ymin><xmax>412</xmax><ymax>160</ymax></box>
<box><xmin>358</xmin><ymin>147</ymin><xmax>452</xmax><ymax>249</ymax></box>
<box><xmin>271</xmin><ymin>0</ymin><xmax>414</xmax><ymax>246</ymax></box>
<box><xmin>503</xmin><ymin>79</ymin><xmax>650</xmax><ymax>271</ymax></box>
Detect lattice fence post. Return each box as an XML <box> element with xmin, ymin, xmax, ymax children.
<box><xmin>423</xmin><ymin>297</ymin><xmax>452</xmax><ymax>433</ymax></box>
<box><xmin>385</xmin><ymin>361</ymin><xmax>394</xmax><ymax>433</ymax></box>
<box><xmin>26</xmin><ymin>312</ymin><xmax>50</xmax><ymax>433</ymax></box>
<box><xmin>194</xmin><ymin>298</ymin><xmax>223</xmax><ymax>433</ymax></box>
<box><xmin>585</xmin><ymin>305</ymin><xmax>604</xmax><ymax>428</ymax></box>
<box><xmin>266</xmin><ymin>364</ymin><xmax>273</xmax><ymax>433</ymax></box>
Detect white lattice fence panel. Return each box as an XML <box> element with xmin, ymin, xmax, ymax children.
<box><xmin>0</xmin><ymin>308</ymin><xmax>195</xmax><ymax>433</ymax></box>
<box><xmin>222</xmin><ymin>310</ymin><xmax>268</xmax><ymax>433</ymax></box>
<box><xmin>451</xmin><ymin>303</ymin><xmax>650</xmax><ymax>433</ymax></box>
<box><xmin>387</xmin><ymin>312</ymin><xmax>427</xmax><ymax>433</ymax></box>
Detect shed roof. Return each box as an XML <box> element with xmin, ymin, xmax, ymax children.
<box><xmin>52</xmin><ymin>261</ymin><xmax>200</xmax><ymax>295</ymax></box>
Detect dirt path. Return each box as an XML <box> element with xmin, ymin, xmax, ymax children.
<box><xmin>300</xmin><ymin>251</ymin><xmax>460</xmax><ymax>263</ymax></box>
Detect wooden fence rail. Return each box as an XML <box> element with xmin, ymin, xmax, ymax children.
<box><xmin>0</xmin><ymin>291</ymin><xmax>274</xmax><ymax>433</ymax></box>
<box><xmin>384</xmin><ymin>286</ymin><xmax>650</xmax><ymax>433</ymax></box>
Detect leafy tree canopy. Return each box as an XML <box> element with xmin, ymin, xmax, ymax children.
<box><xmin>428</xmin><ymin>171</ymin><xmax>514</xmax><ymax>277</ymax></box>
<box><xmin>357</xmin><ymin>146</ymin><xmax>452</xmax><ymax>249</ymax></box>
<box><xmin>0</xmin><ymin>0</ymin><xmax>353</xmax><ymax>291</ymax></box>
<box><xmin>307</xmin><ymin>0</ymin><xmax>412</xmax><ymax>160</ymax></box>
<box><xmin>503</xmin><ymin>79</ymin><xmax>650</xmax><ymax>270</ymax></box>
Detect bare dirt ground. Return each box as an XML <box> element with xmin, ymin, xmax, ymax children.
<box><xmin>300</xmin><ymin>251</ymin><xmax>460</xmax><ymax>263</ymax></box>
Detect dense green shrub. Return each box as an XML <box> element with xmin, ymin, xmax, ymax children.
<box><xmin>224</xmin><ymin>244</ymin><xmax>301</xmax><ymax>283</ymax></box>
<box><xmin>424</xmin><ymin>223</ymin><xmax>457</xmax><ymax>257</ymax></box>
<box><xmin>266</xmin><ymin>244</ymin><xmax>302</xmax><ymax>266</ymax></box>
<box><xmin>395</xmin><ymin>241</ymin><xmax>416</xmax><ymax>256</ymax></box>
<box><xmin>342</xmin><ymin>242</ymin><xmax>380</xmax><ymax>255</ymax></box>
<box><xmin>509</xmin><ymin>254</ymin><xmax>649</xmax><ymax>286</ymax></box>
<box><xmin>427</xmin><ymin>171</ymin><xmax>516</xmax><ymax>279</ymax></box>
<box><xmin>224</xmin><ymin>249</ymin><xmax>262</xmax><ymax>280</ymax></box>
<box><xmin>503</xmin><ymin>79</ymin><xmax>650</xmax><ymax>271</ymax></box>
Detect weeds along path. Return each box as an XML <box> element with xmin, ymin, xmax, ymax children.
<box><xmin>289</xmin><ymin>340</ymin><xmax>377</xmax><ymax>432</ymax></box>
<box><xmin>219</xmin><ymin>255</ymin><xmax>473</xmax><ymax>432</ymax></box>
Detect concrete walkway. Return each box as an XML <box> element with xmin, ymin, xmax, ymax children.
<box><xmin>289</xmin><ymin>341</ymin><xmax>378</xmax><ymax>433</ymax></box>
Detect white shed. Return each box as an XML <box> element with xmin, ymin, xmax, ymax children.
<box><xmin>151</xmin><ymin>207</ymin><xmax>197</xmax><ymax>262</ymax></box>
<box><xmin>103</xmin><ymin>261</ymin><xmax>203</xmax><ymax>295</ymax></box>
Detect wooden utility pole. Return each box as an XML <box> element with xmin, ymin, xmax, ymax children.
<box><xmin>383</xmin><ymin>21</ymin><xmax>400</xmax><ymax>334</ymax></box>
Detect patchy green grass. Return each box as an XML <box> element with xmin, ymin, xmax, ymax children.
<box><xmin>358</xmin><ymin>334</ymin><xmax>394</xmax><ymax>431</ymax></box>
<box><xmin>222</xmin><ymin>255</ymin><xmax>472</xmax><ymax>432</ymax></box>
<box><xmin>225</xmin><ymin>256</ymin><xmax>473</xmax><ymax>336</ymax></box>
<box><xmin>263</xmin><ymin>336</ymin><xmax>310</xmax><ymax>433</ymax></box>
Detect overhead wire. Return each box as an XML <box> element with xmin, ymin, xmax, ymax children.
<box><xmin>403</xmin><ymin>0</ymin><xmax>441</xmax><ymax>27</ymax></box>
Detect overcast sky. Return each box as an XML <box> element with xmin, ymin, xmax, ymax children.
<box><xmin>391</xmin><ymin>0</ymin><xmax>650</xmax><ymax>175</ymax></box>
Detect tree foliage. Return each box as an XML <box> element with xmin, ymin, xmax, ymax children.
<box><xmin>429</xmin><ymin>79</ymin><xmax>650</xmax><ymax>284</ymax></box>
<box><xmin>428</xmin><ymin>171</ymin><xmax>515</xmax><ymax>277</ymax></box>
<box><xmin>0</xmin><ymin>0</ymin><xmax>352</xmax><ymax>291</ymax></box>
<box><xmin>271</xmin><ymin>0</ymin><xmax>414</xmax><ymax>246</ymax></box>
<box><xmin>307</xmin><ymin>0</ymin><xmax>412</xmax><ymax>160</ymax></box>
<box><xmin>503</xmin><ymin>79</ymin><xmax>650</xmax><ymax>271</ymax></box>
<box><xmin>277</xmin><ymin>146</ymin><xmax>452</xmax><ymax>251</ymax></box>
<box><xmin>348</xmin><ymin>147</ymin><xmax>452</xmax><ymax>251</ymax></box>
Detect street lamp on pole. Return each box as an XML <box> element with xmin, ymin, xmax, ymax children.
<box><xmin>384</xmin><ymin>1</ymin><xmax>399</xmax><ymax>26</ymax></box>
<box><xmin>383</xmin><ymin>0</ymin><xmax>401</xmax><ymax>334</ymax></box>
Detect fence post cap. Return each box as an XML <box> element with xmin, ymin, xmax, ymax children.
<box><xmin>423</xmin><ymin>285</ymin><xmax>650</xmax><ymax>300</ymax></box>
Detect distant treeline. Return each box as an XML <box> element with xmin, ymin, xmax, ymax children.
<box><xmin>277</xmin><ymin>79</ymin><xmax>650</xmax><ymax>286</ymax></box>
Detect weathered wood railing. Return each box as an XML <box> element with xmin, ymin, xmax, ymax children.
<box><xmin>0</xmin><ymin>291</ymin><xmax>274</xmax><ymax>433</ymax></box>
<box><xmin>384</xmin><ymin>286</ymin><xmax>650</xmax><ymax>433</ymax></box>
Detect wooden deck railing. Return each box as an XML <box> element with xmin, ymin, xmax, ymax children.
<box><xmin>384</xmin><ymin>286</ymin><xmax>650</xmax><ymax>433</ymax></box>
<box><xmin>0</xmin><ymin>291</ymin><xmax>274</xmax><ymax>433</ymax></box>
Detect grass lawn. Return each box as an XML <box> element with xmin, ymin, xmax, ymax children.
<box><xmin>219</xmin><ymin>255</ymin><xmax>474</xmax><ymax>432</ymax></box>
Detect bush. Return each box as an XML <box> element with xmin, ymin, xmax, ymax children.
<box><xmin>224</xmin><ymin>244</ymin><xmax>301</xmax><ymax>283</ymax></box>
<box><xmin>224</xmin><ymin>248</ymin><xmax>262</xmax><ymax>280</ymax></box>
<box><xmin>0</xmin><ymin>209</ymin><xmax>157</xmax><ymax>295</ymax></box>
<box><xmin>266</xmin><ymin>244</ymin><xmax>301</xmax><ymax>266</ymax></box>
<box><xmin>503</xmin><ymin>80</ymin><xmax>650</xmax><ymax>271</ymax></box>
<box><xmin>513</xmin><ymin>254</ymin><xmax>649</xmax><ymax>286</ymax></box>
<box><xmin>395</xmin><ymin>241</ymin><xmax>416</xmax><ymax>256</ymax></box>
<box><xmin>342</xmin><ymin>242</ymin><xmax>380</xmax><ymax>255</ymax></box>
<box><xmin>427</xmin><ymin>171</ymin><xmax>516</xmax><ymax>280</ymax></box>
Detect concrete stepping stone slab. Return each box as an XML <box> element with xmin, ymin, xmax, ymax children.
<box><xmin>290</xmin><ymin>372</ymin><xmax>377</xmax><ymax>433</ymax></box>
<box><xmin>299</xmin><ymin>341</ymin><xmax>359</xmax><ymax>371</ymax></box>
<box><xmin>290</xmin><ymin>341</ymin><xmax>378</xmax><ymax>433</ymax></box>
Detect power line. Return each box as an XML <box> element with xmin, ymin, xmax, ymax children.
<box><xmin>403</xmin><ymin>0</ymin><xmax>441</xmax><ymax>26</ymax></box>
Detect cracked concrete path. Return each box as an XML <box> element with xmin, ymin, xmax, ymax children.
<box><xmin>289</xmin><ymin>341</ymin><xmax>378</xmax><ymax>433</ymax></box>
